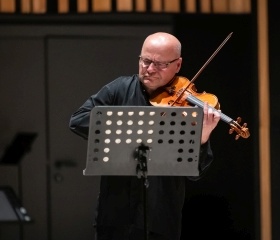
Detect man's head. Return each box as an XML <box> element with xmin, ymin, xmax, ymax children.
<box><xmin>139</xmin><ymin>32</ymin><xmax>182</xmax><ymax>94</ymax></box>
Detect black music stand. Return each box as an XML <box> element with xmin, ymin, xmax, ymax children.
<box><xmin>0</xmin><ymin>186</ymin><xmax>31</xmax><ymax>223</ymax></box>
<box><xmin>84</xmin><ymin>106</ymin><xmax>203</xmax><ymax>240</ymax></box>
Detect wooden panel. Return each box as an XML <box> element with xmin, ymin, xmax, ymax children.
<box><xmin>92</xmin><ymin>0</ymin><xmax>111</xmax><ymax>12</ymax></box>
<box><xmin>243</xmin><ymin>0</ymin><xmax>251</xmax><ymax>13</ymax></box>
<box><xmin>164</xmin><ymin>0</ymin><xmax>179</xmax><ymax>12</ymax></box>
<box><xmin>185</xmin><ymin>0</ymin><xmax>196</xmax><ymax>13</ymax></box>
<box><xmin>58</xmin><ymin>0</ymin><xmax>69</xmax><ymax>13</ymax></box>
<box><xmin>116</xmin><ymin>0</ymin><xmax>133</xmax><ymax>11</ymax></box>
<box><xmin>200</xmin><ymin>0</ymin><xmax>211</xmax><ymax>13</ymax></box>
<box><xmin>151</xmin><ymin>0</ymin><xmax>162</xmax><ymax>12</ymax></box>
<box><xmin>212</xmin><ymin>0</ymin><xmax>229</xmax><ymax>13</ymax></box>
<box><xmin>32</xmin><ymin>0</ymin><xmax>46</xmax><ymax>13</ymax></box>
<box><xmin>0</xmin><ymin>36</ymin><xmax>48</xmax><ymax>240</ymax></box>
<box><xmin>229</xmin><ymin>0</ymin><xmax>251</xmax><ymax>13</ymax></box>
<box><xmin>77</xmin><ymin>0</ymin><xmax>88</xmax><ymax>13</ymax></box>
<box><xmin>257</xmin><ymin>0</ymin><xmax>271</xmax><ymax>239</ymax></box>
<box><xmin>0</xmin><ymin>0</ymin><xmax>16</xmax><ymax>12</ymax></box>
<box><xmin>135</xmin><ymin>0</ymin><xmax>146</xmax><ymax>12</ymax></box>
<box><xmin>21</xmin><ymin>0</ymin><xmax>31</xmax><ymax>13</ymax></box>
<box><xmin>0</xmin><ymin>0</ymin><xmax>253</xmax><ymax>14</ymax></box>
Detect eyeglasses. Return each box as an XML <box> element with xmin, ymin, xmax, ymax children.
<box><xmin>139</xmin><ymin>56</ymin><xmax>179</xmax><ymax>70</ymax></box>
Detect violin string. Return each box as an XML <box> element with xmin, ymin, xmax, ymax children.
<box><xmin>186</xmin><ymin>95</ymin><xmax>233</xmax><ymax>123</ymax></box>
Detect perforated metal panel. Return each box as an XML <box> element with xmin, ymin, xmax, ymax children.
<box><xmin>84</xmin><ymin>106</ymin><xmax>203</xmax><ymax>176</ymax></box>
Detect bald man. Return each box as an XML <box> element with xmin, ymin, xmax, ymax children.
<box><xmin>70</xmin><ymin>32</ymin><xmax>220</xmax><ymax>240</ymax></box>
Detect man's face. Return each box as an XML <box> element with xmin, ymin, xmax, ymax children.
<box><xmin>139</xmin><ymin>43</ymin><xmax>182</xmax><ymax>94</ymax></box>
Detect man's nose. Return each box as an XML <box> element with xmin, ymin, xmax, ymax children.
<box><xmin>146</xmin><ymin>62</ymin><xmax>157</xmax><ymax>71</ymax></box>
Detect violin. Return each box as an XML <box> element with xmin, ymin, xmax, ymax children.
<box><xmin>149</xmin><ymin>32</ymin><xmax>249</xmax><ymax>140</ymax></box>
<box><xmin>150</xmin><ymin>76</ymin><xmax>250</xmax><ymax>140</ymax></box>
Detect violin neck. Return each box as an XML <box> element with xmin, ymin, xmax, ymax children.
<box><xmin>186</xmin><ymin>95</ymin><xmax>233</xmax><ymax>124</ymax></box>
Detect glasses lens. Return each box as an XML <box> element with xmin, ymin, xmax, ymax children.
<box><xmin>140</xmin><ymin>57</ymin><xmax>168</xmax><ymax>69</ymax></box>
<box><xmin>142</xmin><ymin>58</ymin><xmax>152</xmax><ymax>67</ymax></box>
<box><xmin>156</xmin><ymin>63</ymin><xmax>168</xmax><ymax>69</ymax></box>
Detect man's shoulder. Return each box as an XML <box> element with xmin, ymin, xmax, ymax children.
<box><xmin>110</xmin><ymin>74</ymin><xmax>139</xmax><ymax>85</ymax></box>
<box><xmin>105</xmin><ymin>74</ymin><xmax>140</xmax><ymax>92</ymax></box>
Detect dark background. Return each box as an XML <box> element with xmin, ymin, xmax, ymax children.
<box><xmin>174</xmin><ymin>15</ymin><xmax>258</xmax><ymax>240</ymax></box>
<box><xmin>269</xmin><ymin>2</ymin><xmax>280</xmax><ymax>240</ymax></box>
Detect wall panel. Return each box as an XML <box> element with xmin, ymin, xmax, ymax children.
<box><xmin>174</xmin><ymin>14</ymin><xmax>258</xmax><ymax>240</ymax></box>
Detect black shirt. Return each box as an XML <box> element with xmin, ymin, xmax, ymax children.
<box><xmin>69</xmin><ymin>74</ymin><xmax>214</xmax><ymax>240</ymax></box>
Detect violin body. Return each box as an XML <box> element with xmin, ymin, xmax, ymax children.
<box><xmin>149</xmin><ymin>76</ymin><xmax>250</xmax><ymax>140</ymax></box>
<box><xmin>150</xmin><ymin>76</ymin><xmax>220</xmax><ymax>109</ymax></box>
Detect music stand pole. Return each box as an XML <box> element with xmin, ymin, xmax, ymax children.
<box><xmin>135</xmin><ymin>144</ymin><xmax>150</xmax><ymax>240</ymax></box>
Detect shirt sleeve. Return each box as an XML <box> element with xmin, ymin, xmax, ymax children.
<box><xmin>69</xmin><ymin>85</ymin><xmax>113</xmax><ymax>139</ymax></box>
<box><xmin>187</xmin><ymin>140</ymin><xmax>214</xmax><ymax>181</ymax></box>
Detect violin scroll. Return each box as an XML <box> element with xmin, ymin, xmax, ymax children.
<box><xmin>229</xmin><ymin>117</ymin><xmax>250</xmax><ymax>140</ymax></box>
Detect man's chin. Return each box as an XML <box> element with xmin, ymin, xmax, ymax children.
<box><xmin>143</xmin><ymin>80</ymin><xmax>154</xmax><ymax>88</ymax></box>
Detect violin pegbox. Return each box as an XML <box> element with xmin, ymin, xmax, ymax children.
<box><xmin>229</xmin><ymin>117</ymin><xmax>250</xmax><ymax>140</ymax></box>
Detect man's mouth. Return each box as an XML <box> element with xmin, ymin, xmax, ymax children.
<box><xmin>143</xmin><ymin>76</ymin><xmax>157</xmax><ymax>81</ymax></box>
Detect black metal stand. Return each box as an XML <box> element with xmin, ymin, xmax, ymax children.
<box><xmin>84</xmin><ymin>106</ymin><xmax>204</xmax><ymax>240</ymax></box>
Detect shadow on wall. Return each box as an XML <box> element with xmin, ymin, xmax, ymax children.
<box><xmin>0</xmin><ymin>132</ymin><xmax>37</xmax><ymax>165</ymax></box>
